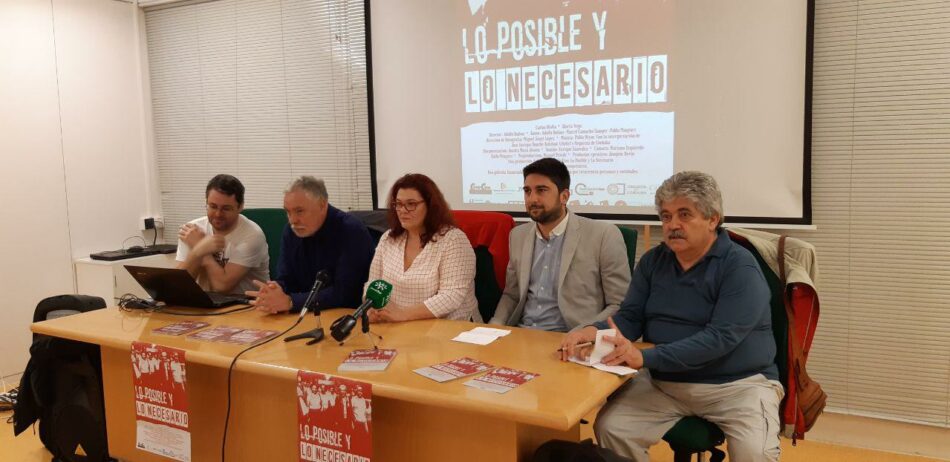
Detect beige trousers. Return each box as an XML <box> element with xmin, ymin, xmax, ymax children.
<box><xmin>594</xmin><ymin>370</ymin><xmax>784</xmax><ymax>462</ymax></box>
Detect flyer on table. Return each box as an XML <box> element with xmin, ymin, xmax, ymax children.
<box><xmin>297</xmin><ymin>371</ymin><xmax>373</xmax><ymax>462</ymax></box>
<box><xmin>338</xmin><ymin>349</ymin><xmax>398</xmax><ymax>372</ymax></box>
<box><xmin>131</xmin><ymin>341</ymin><xmax>191</xmax><ymax>462</ymax></box>
<box><xmin>152</xmin><ymin>321</ymin><xmax>210</xmax><ymax>336</ymax></box>
<box><xmin>464</xmin><ymin>367</ymin><xmax>540</xmax><ymax>394</ymax></box>
<box><xmin>414</xmin><ymin>357</ymin><xmax>494</xmax><ymax>382</ymax></box>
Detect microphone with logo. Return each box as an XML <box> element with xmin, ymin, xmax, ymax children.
<box><xmin>330</xmin><ymin>279</ymin><xmax>393</xmax><ymax>346</ymax></box>
<box><xmin>284</xmin><ymin>269</ymin><xmax>331</xmax><ymax>345</ymax></box>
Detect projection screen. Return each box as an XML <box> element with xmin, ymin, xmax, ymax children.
<box><xmin>368</xmin><ymin>0</ymin><xmax>813</xmax><ymax>224</ymax></box>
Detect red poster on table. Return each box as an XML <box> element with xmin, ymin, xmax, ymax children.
<box><xmin>130</xmin><ymin>342</ymin><xmax>191</xmax><ymax>461</ymax></box>
<box><xmin>297</xmin><ymin>371</ymin><xmax>372</xmax><ymax>462</ymax></box>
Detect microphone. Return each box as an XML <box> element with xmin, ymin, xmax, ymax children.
<box><xmin>330</xmin><ymin>280</ymin><xmax>393</xmax><ymax>342</ymax></box>
<box><xmin>297</xmin><ymin>269</ymin><xmax>331</xmax><ymax>319</ymax></box>
<box><xmin>284</xmin><ymin>270</ymin><xmax>331</xmax><ymax>345</ymax></box>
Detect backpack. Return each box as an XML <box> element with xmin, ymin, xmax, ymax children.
<box><xmin>13</xmin><ymin>294</ymin><xmax>114</xmax><ymax>462</ymax></box>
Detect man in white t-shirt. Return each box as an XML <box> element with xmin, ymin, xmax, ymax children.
<box><xmin>176</xmin><ymin>174</ymin><xmax>269</xmax><ymax>294</ymax></box>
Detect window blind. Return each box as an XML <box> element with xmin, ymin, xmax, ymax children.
<box><xmin>144</xmin><ymin>0</ymin><xmax>371</xmax><ymax>236</ymax></box>
<box><xmin>786</xmin><ymin>0</ymin><xmax>950</xmax><ymax>426</ymax></box>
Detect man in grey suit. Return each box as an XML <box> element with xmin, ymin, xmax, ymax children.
<box><xmin>489</xmin><ymin>158</ymin><xmax>631</xmax><ymax>332</ymax></box>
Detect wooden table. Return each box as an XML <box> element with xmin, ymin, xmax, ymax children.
<box><xmin>32</xmin><ymin>307</ymin><xmax>632</xmax><ymax>461</ymax></box>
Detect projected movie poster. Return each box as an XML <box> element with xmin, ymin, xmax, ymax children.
<box><xmin>459</xmin><ymin>0</ymin><xmax>674</xmax><ymax>208</ymax></box>
<box><xmin>297</xmin><ymin>371</ymin><xmax>373</xmax><ymax>462</ymax></box>
<box><xmin>130</xmin><ymin>342</ymin><xmax>191</xmax><ymax>462</ymax></box>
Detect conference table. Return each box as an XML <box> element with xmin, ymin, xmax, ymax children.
<box><xmin>32</xmin><ymin>306</ymin><xmax>635</xmax><ymax>461</ymax></box>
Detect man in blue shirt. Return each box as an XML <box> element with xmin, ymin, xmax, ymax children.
<box><xmin>561</xmin><ymin>171</ymin><xmax>783</xmax><ymax>462</ymax></box>
<box><xmin>246</xmin><ymin>176</ymin><xmax>374</xmax><ymax>312</ymax></box>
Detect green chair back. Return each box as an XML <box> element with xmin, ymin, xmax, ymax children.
<box><xmin>616</xmin><ymin>225</ymin><xmax>638</xmax><ymax>277</ymax></box>
<box><xmin>473</xmin><ymin>247</ymin><xmax>502</xmax><ymax>322</ymax></box>
<box><xmin>241</xmin><ymin>208</ymin><xmax>288</xmax><ymax>278</ymax></box>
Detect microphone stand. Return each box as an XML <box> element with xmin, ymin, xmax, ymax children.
<box><xmin>335</xmin><ymin>309</ymin><xmax>383</xmax><ymax>348</ymax></box>
<box><xmin>284</xmin><ymin>312</ymin><xmax>326</xmax><ymax>345</ymax></box>
<box><xmin>359</xmin><ymin>311</ymin><xmax>383</xmax><ymax>349</ymax></box>
<box><xmin>284</xmin><ymin>280</ymin><xmax>326</xmax><ymax>345</ymax></box>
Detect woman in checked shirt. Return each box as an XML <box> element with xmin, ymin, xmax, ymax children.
<box><xmin>365</xmin><ymin>173</ymin><xmax>479</xmax><ymax>323</ymax></box>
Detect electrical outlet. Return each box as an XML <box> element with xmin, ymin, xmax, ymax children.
<box><xmin>144</xmin><ymin>217</ymin><xmax>155</xmax><ymax>230</ymax></box>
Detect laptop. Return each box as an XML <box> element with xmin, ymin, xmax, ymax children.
<box><xmin>124</xmin><ymin>265</ymin><xmax>249</xmax><ymax>308</ymax></box>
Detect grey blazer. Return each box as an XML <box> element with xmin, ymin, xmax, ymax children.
<box><xmin>489</xmin><ymin>212</ymin><xmax>631</xmax><ymax>330</ymax></box>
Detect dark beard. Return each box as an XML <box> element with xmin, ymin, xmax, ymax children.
<box><xmin>530</xmin><ymin>206</ymin><xmax>564</xmax><ymax>225</ymax></box>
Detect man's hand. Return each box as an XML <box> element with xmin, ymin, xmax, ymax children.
<box><xmin>178</xmin><ymin>224</ymin><xmax>205</xmax><ymax>248</ymax></box>
<box><xmin>560</xmin><ymin>325</ymin><xmax>597</xmax><ymax>361</ymax></box>
<box><xmin>192</xmin><ymin>235</ymin><xmax>226</xmax><ymax>258</ymax></box>
<box><xmin>245</xmin><ymin>280</ymin><xmax>293</xmax><ymax>314</ymax></box>
<box><xmin>600</xmin><ymin>317</ymin><xmax>644</xmax><ymax>368</ymax></box>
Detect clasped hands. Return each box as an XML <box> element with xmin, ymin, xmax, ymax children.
<box><xmin>559</xmin><ymin>317</ymin><xmax>644</xmax><ymax>369</ymax></box>
<box><xmin>245</xmin><ymin>280</ymin><xmax>293</xmax><ymax>314</ymax></box>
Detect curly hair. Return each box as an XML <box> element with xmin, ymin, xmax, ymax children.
<box><xmin>386</xmin><ymin>173</ymin><xmax>457</xmax><ymax>247</ymax></box>
<box><xmin>654</xmin><ymin>171</ymin><xmax>724</xmax><ymax>227</ymax></box>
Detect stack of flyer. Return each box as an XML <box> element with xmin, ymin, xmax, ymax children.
<box><xmin>337</xmin><ymin>349</ymin><xmax>398</xmax><ymax>371</ymax></box>
<box><xmin>463</xmin><ymin>367</ymin><xmax>540</xmax><ymax>394</ymax></box>
<box><xmin>413</xmin><ymin>357</ymin><xmax>495</xmax><ymax>382</ymax></box>
<box><xmin>152</xmin><ymin>321</ymin><xmax>209</xmax><ymax>336</ymax></box>
<box><xmin>185</xmin><ymin>325</ymin><xmax>279</xmax><ymax>345</ymax></box>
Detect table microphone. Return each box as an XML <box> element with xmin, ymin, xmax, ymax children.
<box><xmin>284</xmin><ymin>269</ymin><xmax>331</xmax><ymax>344</ymax></box>
<box><xmin>330</xmin><ymin>279</ymin><xmax>393</xmax><ymax>342</ymax></box>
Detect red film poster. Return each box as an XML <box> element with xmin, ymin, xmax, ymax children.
<box><xmin>297</xmin><ymin>371</ymin><xmax>373</xmax><ymax>462</ymax></box>
<box><xmin>130</xmin><ymin>342</ymin><xmax>191</xmax><ymax>461</ymax></box>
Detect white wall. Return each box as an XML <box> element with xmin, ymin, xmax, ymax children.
<box><xmin>0</xmin><ymin>0</ymin><xmax>156</xmax><ymax>379</ymax></box>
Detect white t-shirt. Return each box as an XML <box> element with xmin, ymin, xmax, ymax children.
<box><xmin>176</xmin><ymin>215</ymin><xmax>270</xmax><ymax>293</ymax></box>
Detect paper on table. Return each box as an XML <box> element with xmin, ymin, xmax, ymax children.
<box><xmin>451</xmin><ymin>331</ymin><xmax>498</xmax><ymax>345</ymax></box>
<box><xmin>592</xmin><ymin>363</ymin><xmax>637</xmax><ymax>376</ymax></box>
<box><xmin>451</xmin><ymin>327</ymin><xmax>512</xmax><ymax>345</ymax></box>
<box><xmin>469</xmin><ymin>327</ymin><xmax>511</xmax><ymax>337</ymax></box>
<box><xmin>569</xmin><ymin>329</ymin><xmax>638</xmax><ymax>376</ymax></box>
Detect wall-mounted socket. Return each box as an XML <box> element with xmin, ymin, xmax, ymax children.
<box><xmin>141</xmin><ymin>216</ymin><xmax>164</xmax><ymax>231</ymax></box>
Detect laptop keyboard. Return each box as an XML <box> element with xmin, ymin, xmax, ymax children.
<box><xmin>207</xmin><ymin>292</ymin><xmax>247</xmax><ymax>304</ymax></box>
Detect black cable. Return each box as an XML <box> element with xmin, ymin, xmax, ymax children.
<box><xmin>118</xmin><ymin>294</ymin><xmax>163</xmax><ymax>312</ymax></box>
<box><xmin>152</xmin><ymin>228</ymin><xmax>158</xmax><ymax>247</ymax></box>
<box><xmin>221</xmin><ymin>315</ymin><xmax>304</xmax><ymax>462</ymax></box>
<box><xmin>121</xmin><ymin>235</ymin><xmax>147</xmax><ymax>250</ymax></box>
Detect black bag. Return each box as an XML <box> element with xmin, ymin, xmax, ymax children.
<box><xmin>532</xmin><ymin>439</ymin><xmax>632</xmax><ymax>462</ymax></box>
<box><xmin>14</xmin><ymin>294</ymin><xmax>113</xmax><ymax>462</ymax></box>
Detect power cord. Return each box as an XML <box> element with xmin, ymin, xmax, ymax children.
<box><xmin>118</xmin><ymin>294</ymin><xmax>163</xmax><ymax>312</ymax></box>
<box><xmin>121</xmin><ymin>235</ymin><xmax>147</xmax><ymax>251</ymax></box>
<box><xmin>221</xmin><ymin>315</ymin><xmax>305</xmax><ymax>462</ymax></box>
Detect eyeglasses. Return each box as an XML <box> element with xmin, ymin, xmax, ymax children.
<box><xmin>391</xmin><ymin>200</ymin><xmax>423</xmax><ymax>212</ymax></box>
<box><xmin>207</xmin><ymin>203</ymin><xmax>238</xmax><ymax>214</ymax></box>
